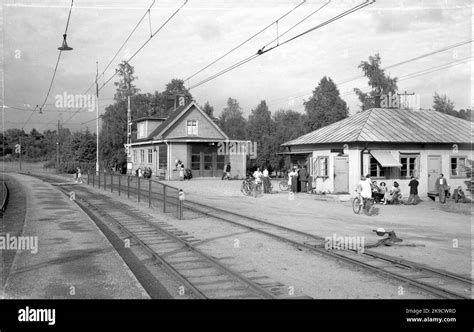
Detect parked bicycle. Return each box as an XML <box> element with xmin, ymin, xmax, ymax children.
<box><xmin>279</xmin><ymin>180</ymin><xmax>289</xmax><ymax>191</ymax></box>
<box><xmin>240</xmin><ymin>177</ymin><xmax>254</xmax><ymax>196</ymax></box>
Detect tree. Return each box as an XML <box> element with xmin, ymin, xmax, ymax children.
<box><xmin>433</xmin><ymin>92</ymin><xmax>455</xmax><ymax>115</ymax></box>
<box><xmin>458</xmin><ymin>108</ymin><xmax>473</xmax><ymax>121</ymax></box>
<box><xmin>114</xmin><ymin>61</ymin><xmax>140</xmax><ymax>101</ymax></box>
<box><xmin>202</xmin><ymin>101</ymin><xmax>215</xmax><ymax>118</ymax></box>
<box><xmin>162</xmin><ymin>79</ymin><xmax>193</xmax><ymax>114</ymax></box>
<box><xmin>305</xmin><ymin>76</ymin><xmax>349</xmax><ymax>131</ymax></box>
<box><xmin>218</xmin><ymin>98</ymin><xmax>247</xmax><ymax>140</ymax></box>
<box><xmin>101</xmin><ymin>62</ymin><xmax>140</xmax><ymax>170</ymax></box>
<box><xmin>272</xmin><ymin>109</ymin><xmax>307</xmax><ymax>173</ymax></box>
<box><xmin>246</xmin><ymin>100</ymin><xmax>275</xmax><ymax>169</ymax></box>
<box><xmin>354</xmin><ymin>54</ymin><xmax>398</xmax><ymax>111</ymax></box>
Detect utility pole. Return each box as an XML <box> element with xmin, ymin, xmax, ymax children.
<box><xmin>19</xmin><ymin>136</ymin><xmax>22</xmax><ymax>171</ymax></box>
<box><xmin>96</xmin><ymin>61</ymin><xmax>100</xmax><ymax>175</ymax></box>
<box><xmin>127</xmin><ymin>95</ymin><xmax>131</xmax><ymax>175</ymax></box>
<box><xmin>56</xmin><ymin>120</ymin><xmax>60</xmax><ymax>173</ymax></box>
<box><xmin>397</xmin><ymin>91</ymin><xmax>415</xmax><ymax>110</ymax></box>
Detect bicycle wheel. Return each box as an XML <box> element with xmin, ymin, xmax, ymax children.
<box><xmin>279</xmin><ymin>181</ymin><xmax>288</xmax><ymax>191</ymax></box>
<box><xmin>364</xmin><ymin>199</ymin><xmax>374</xmax><ymax>216</ymax></box>
<box><xmin>352</xmin><ymin>197</ymin><xmax>362</xmax><ymax>214</ymax></box>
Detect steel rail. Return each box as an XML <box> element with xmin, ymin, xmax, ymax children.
<box><xmin>56</xmin><ymin>183</ymin><xmax>277</xmax><ymax>299</ymax></box>
<box><xmin>181</xmin><ymin>200</ymin><xmax>471</xmax><ymax>300</ymax></box>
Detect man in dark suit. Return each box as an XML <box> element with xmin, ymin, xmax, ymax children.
<box><xmin>406</xmin><ymin>176</ymin><xmax>419</xmax><ymax>205</ymax></box>
<box><xmin>299</xmin><ymin>166</ymin><xmax>309</xmax><ymax>193</ymax></box>
<box><xmin>435</xmin><ymin>173</ymin><xmax>448</xmax><ymax>204</ymax></box>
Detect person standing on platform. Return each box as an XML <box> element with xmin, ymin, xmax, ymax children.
<box><xmin>289</xmin><ymin>166</ymin><xmax>298</xmax><ymax>193</ymax></box>
<box><xmin>222</xmin><ymin>162</ymin><xmax>231</xmax><ymax>180</ymax></box>
<box><xmin>253</xmin><ymin>167</ymin><xmax>263</xmax><ymax>197</ymax></box>
<box><xmin>77</xmin><ymin>168</ymin><xmax>83</xmax><ymax>184</ymax></box>
<box><xmin>299</xmin><ymin>166</ymin><xmax>309</xmax><ymax>193</ymax></box>
<box><xmin>435</xmin><ymin>173</ymin><xmax>448</xmax><ymax>203</ymax></box>
<box><xmin>406</xmin><ymin>176</ymin><xmax>419</xmax><ymax>205</ymax></box>
<box><xmin>262</xmin><ymin>167</ymin><xmax>271</xmax><ymax>193</ymax></box>
<box><xmin>179</xmin><ymin>163</ymin><xmax>184</xmax><ymax>181</ymax></box>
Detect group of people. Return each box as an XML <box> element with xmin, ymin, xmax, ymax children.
<box><xmin>175</xmin><ymin>160</ymin><xmax>192</xmax><ymax>181</ymax></box>
<box><xmin>288</xmin><ymin>165</ymin><xmax>310</xmax><ymax>193</ymax></box>
<box><xmin>357</xmin><ymin>173</ymin><xmax>469</xmax><ymax>205</ymax></box>
<box><xmin>435</xmin><ymin>173</ymin><xmax>467</xmax><ymax>204</ymax></box>
<box><xmin>357</xmin><ymin>174</ymin><xmax>421</xmax><ymax>205</ymax></box>
<box><xmin>135</xmin><ymin>167</ymin><xmax>152</xmax><ymax>179</ymax></box>
<box><xmin>251</xmin><ymin>167</ymin><xmax>272</xmax><ymax>195</ymax></box>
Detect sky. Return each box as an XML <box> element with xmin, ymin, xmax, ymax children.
<box><xmin>0</xmin><ymin>0</ymin><xmax>472</xmax><ymax>133</ymax></box>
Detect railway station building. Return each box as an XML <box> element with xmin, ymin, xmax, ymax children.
<box><xmin>281</xmin><ymin>108</ymin><xmax>472</xmax><ymax>196</ymax></box>
<box><xmin>129</xmin><ymin>101</ymin><xmax>247</xmax><ymax>180</ymax></box>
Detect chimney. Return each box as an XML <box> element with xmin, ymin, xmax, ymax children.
<box><xmin>374</xmin><ymin>95</ymin><xmax>381</xmax><ymax>108</ymax></box>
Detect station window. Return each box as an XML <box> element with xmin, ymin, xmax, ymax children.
<box><xmin>187</xmin><ymin>120</ymin><xmax>198</xmax><ymax>136</ymax></box>
<box><xmin>133</xmin><ymin>150</ymin><xmax>137</xmax><ymax>164</ymax></box>
<box><xmin>451</xmin><ymin>156</ymin><xmax>467</xmax><ymax>177</ymax></box>
<box><xmin>140</xmin><ymin>149</ymin><xmax>145</xmax><ymax>163</ymax></box>
<box><xmin>315</xmin><ymin>156</ymin><xmax>328</xmax><ymax>177</ymax></box>
<box><xmin>400</xmin><ymin>154</ymin><xmax>419</xmax><ymax>178</ymax></box>
<box><xmin>158</xmin><ymin>146</ymin><xmax>167</xmax><ymax>169</ymax></box>
<box><xmin>216</xmin><ymin>155</ymin><xmax>225</xmax><ymax>170</ymax></box>
<box><xmin>369</xmin><ymin>157</ymin><xmax>386</xmax><ymax>178</ymax></box>
<box><xmin>191</xmin><ymin>154</ymin><xmax>200</xmax><ymax>170</ymax></box>
<box><xmin>148</xmin><ymin>149</ymin><xmax>153</xmax><ymax>164</ymax></box>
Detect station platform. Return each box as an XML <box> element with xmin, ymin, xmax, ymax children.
<box><xmin>1</xmin><ymin>173</ymin><xmax>149</xmax><ymax>299</ymax></box>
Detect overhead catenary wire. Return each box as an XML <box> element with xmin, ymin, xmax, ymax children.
<box><xmin>99</xmin><ymin>0</ymin><xmax>188</xmax><ymax>91</ymax></box>
<box><xmin>185</xmin><ymin>0</ymin><xmax>307</xmax><ymax>82</ymax></box>
<box><xmin>337</xmin><ymin>56</ymin><xmax>473</xmax><ymax>98</ymax></box>
<box><xmin>21</xmin><ymin>0</ymin><xmax>74</xmax><ymax>130</ymax></box>
<box><xmin>63</xmin><ymin>0</ymin><xmax>188</xmax><ymax>126</ymax></box>
<box><xmin>266</xmin><ymin>39</ymin><xmax>474</xmax><ymax>107</ymax></box>
<box><xmin>188</xmin><ymin>0</ymin><xmax>374</xmax><ymax>90</ymax></box>
<box><xmin>64</xmin><ymin>0</ymin><xmax>188</xmax><ymax>123</ymax></box>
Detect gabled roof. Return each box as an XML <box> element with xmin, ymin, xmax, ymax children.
<box><xmin>138</xmin><ymin>101</ymin><xmax>228</xmax><ymax>141</ymax></box>
<box><xmin>282</xmin><ymin>108</ymin><xmax>473</xmax><ymax>146</ymax></box>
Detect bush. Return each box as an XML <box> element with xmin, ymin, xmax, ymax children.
<box><xmin>43</xmin><ymin>160</ymin><xmax>56</xmax><ymax>169</ymax></box>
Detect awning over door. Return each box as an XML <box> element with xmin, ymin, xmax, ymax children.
<box><xmin>370</xmin><ymin>150</ymin><xmax>402</xmax><ymax>167</ymax></box>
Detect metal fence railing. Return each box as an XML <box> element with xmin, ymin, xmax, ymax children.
<box><xmin>86</xmin><ymin>172</ymin><xmax>184</xmax><ymax>220</ymax></box>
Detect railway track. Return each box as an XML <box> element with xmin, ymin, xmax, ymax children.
<box><xmin>27</xmin><ymin>172</ymin><xmax>473</xmax><ymax>299</ymax></box>
<box><xmin>54</xmin><ymin>183</ymin><xmax>291</xmax><ymax>299</ymax></box>
<box><xmin>180</xmin><ymin>199</ymin><xmax>472</xmax><ymax>300</ymax></box>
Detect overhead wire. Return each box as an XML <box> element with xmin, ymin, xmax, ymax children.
<box><xmin>21</xmin><ymin>0</ymin><xmax>74</xmax><ymax>130</ymax></box>
<box><xmin>188</xmin><ymin>0</ymin><xmax>374</xmax><ymax>90</ymax></box>
<box><xmin>266</xmin><ymin>39</ymin><xmax>473</xmax><ymax>107</ymax></box>
<box><xmin>185</xmin><ymin>0</ymin><xmax>307</xmax><ymax>82</ymax></box>
<box><xmin>63</xmin><ymin>0</ymin><xmax>188</xmax><ymax>126</ymax></box>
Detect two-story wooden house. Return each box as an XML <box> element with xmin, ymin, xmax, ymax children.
<box><xmin>130</xmin><ymin>101</ymin><xmax>247</xmax><ymax>180</ymax></box>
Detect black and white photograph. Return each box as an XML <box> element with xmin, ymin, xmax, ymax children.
<box><xmin>0</xmin><ymin>0</ymin><xmax>472</xmax><ymax>328</ymax></box>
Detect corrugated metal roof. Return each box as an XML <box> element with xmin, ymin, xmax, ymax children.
<box><xmin>282</xmin><ymin>108</ymin><xmax>473</xmax><ymax>146</ymax></box>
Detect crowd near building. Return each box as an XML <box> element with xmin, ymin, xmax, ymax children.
<box><xmin>282</xmin><ymin>108</ymin><xmax>472</xmax><ymax>197</ymax></box>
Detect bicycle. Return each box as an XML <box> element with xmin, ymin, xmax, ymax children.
<box><xmin>240</xmin><ymin>177</ymin><xmax>254</xmax><ymax>196</ymax></box>
<box><xmin>279</xmin><ymin>180</ymin><xmax>289</xmax><ymax>191</ymax></box>
<box><xmin>352</xmin><ymin>196</ymin><xmax>374</xmax><ymax>216</ymax></box>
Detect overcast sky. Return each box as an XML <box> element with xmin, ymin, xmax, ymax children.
<box><xmin>1</xmin><ymin>0</ymin><xmax>472</xmax><ymax>133</ymax></box>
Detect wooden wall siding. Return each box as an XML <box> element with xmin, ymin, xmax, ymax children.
<box><xmin>164</xmin><ymin>106</ymin><xmax>226</xmax><ymax>140</ymax></box>
<box><xmin>283</xmin><ymin>108</ymin><xmax>472</xmax><ymax>146</ymax></box>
